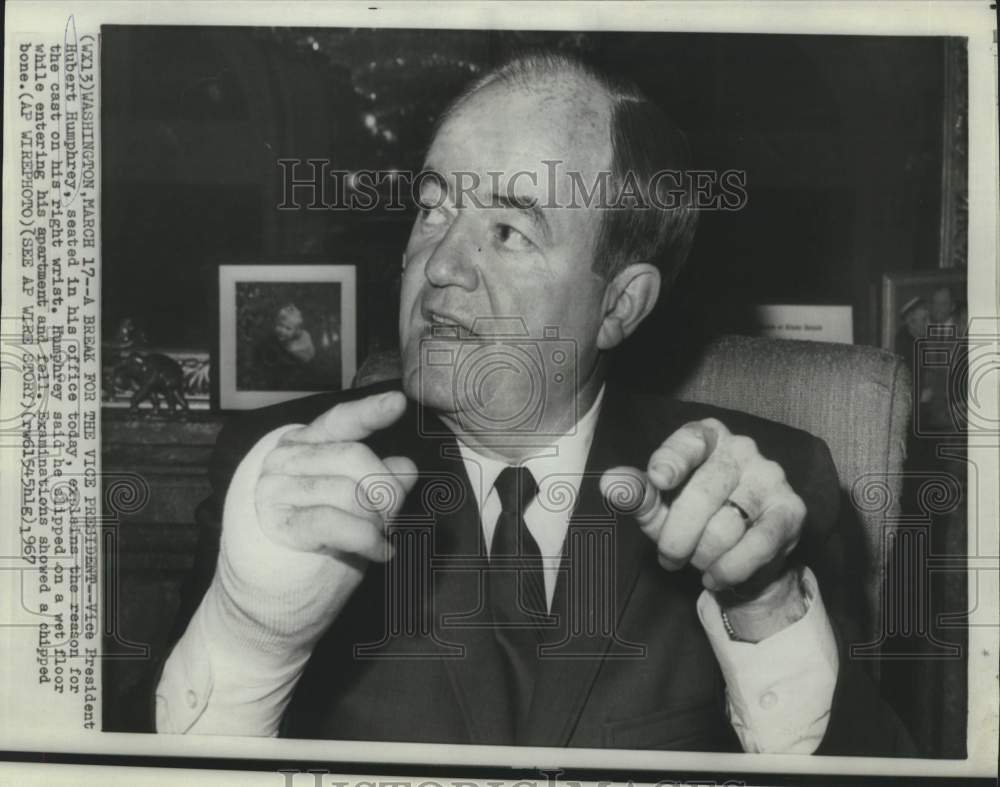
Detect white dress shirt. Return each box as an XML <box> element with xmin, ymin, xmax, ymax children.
<box><xmin>157</xmin><ymin>387</ymin><xmax>839</xmax><ymax>752</ymax></box>
<box><xmin>455</xmin><ymin>385</ymin><xmax>606</xmax><ymax>608</ymax></box>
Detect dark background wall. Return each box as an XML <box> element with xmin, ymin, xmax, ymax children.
<box><xmin>101</xmin><ymin>27</ymin><xmax>949</xmax><ymax>378</ymax></box>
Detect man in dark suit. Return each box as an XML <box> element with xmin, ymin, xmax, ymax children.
<box><xmin>156</xmin><ymin>52</ymin><xmax>912</xmax><ymax>755</ymax></box>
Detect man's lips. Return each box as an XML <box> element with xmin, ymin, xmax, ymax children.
<box><xmin>424</xmin><ymin>310</ymin><xmax>478</xmax><ymax>339</ymax></box>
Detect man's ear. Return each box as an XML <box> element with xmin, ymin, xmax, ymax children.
<box><xmin>596</xmin><ymin>262</ymin><xmax>661</xmax><ymax>351</ymax></box>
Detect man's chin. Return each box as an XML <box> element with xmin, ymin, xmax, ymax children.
<box><xmin>402</xmin><ymin>359</ymin><xmax>458</xmax><ymax>414</ymax></box>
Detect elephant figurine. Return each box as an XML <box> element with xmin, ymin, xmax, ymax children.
<box><xmin>113</xmin><ymin>352</ymin><xmax>190</xmax><ymax>414</ymax></box>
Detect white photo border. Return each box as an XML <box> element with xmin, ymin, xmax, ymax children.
<box><xmin>218</xmin><ymin>264</ymin><xmax>358</xmax><ymax>409</ymax></box>
<box><xmin>1</xmin><ymin>1</ymin><xmax>997</xmax><ymax>783</ymax></box>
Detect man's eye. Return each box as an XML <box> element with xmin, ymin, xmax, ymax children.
<box><xmin>495</xmin><ymin>223</ymin><xmax>533</xmax><ymax>251</ymax></box>
<box><xmin>418</xmin><ymin>203</ymin><xmax>448</xmax><ymax>226</ymax></box>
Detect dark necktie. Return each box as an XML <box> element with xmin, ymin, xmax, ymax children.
<box><xmin>488</xmin><ymin>466</ymin><xmax>547</xmax><ymax>735</ymax></box>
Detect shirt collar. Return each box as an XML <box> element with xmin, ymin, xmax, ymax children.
<box><xmin>456</xmin><ymin>385</ymin><xmax>606</xmax><ymax>511</ymax></box>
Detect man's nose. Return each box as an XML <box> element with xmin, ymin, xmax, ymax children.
<box><xmin>424</xmin><ymin>219</ymin><xmax>480</xmax><ymax>291</ymax></box>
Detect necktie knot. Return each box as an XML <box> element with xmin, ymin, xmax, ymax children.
<box><xmin>494</xmin><ymin>466</ymin><xmax>538</xmax><ymax>517</ymax></box>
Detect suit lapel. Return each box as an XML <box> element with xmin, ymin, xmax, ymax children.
<box><xmin>399</xmin><ymin>406</ymin><xmax>517</xmax><ymax>744</ymax></box>
<box><xmin>520</xmin><ymin>386</ymin><xmax>655</xmax><ymax>746</ymax></box>
<box><xmin>399</xmin><ymin>389</ymin><xmax>672</xmax><ymax>747</ymax></box>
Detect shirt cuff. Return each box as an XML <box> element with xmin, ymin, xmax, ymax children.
<box><xmin>696</xmin><ymin>566</ymin><xmax>839</xmax><ymax>754</ymax></box>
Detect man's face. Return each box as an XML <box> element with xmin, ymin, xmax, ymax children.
<box><xmin>930</xmin><ymin>288</ymin><xmax>955</xmax><ymax>323</ymax></box>
<box><xmin>398</xmin><ymin>81</ymin><xmax>612</xmax><ymax>437</ymax></box>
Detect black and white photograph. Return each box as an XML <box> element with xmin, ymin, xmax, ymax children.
<box><xmin>219</xmin><ymin>264</ymin><xmax>357</xmax><ymax>408</ymax></box>
<box><xmin>1</xmin><ymin>3</ymin><xmax>997</xmax><ymax>787</ymax></box>
<box><xmin>882</xmin><ymin>270</ymin><xmax>969</xmax><ymax>435</ymax></box>
<box><xmin>883</xmin><ymin>269</ymin><xmax>968</xmax><ymax>353</ymax></box>
<box><xmin>100</xmin><ymin>19</ymin><xmax>976</xmax><ymax>757</ymax></box>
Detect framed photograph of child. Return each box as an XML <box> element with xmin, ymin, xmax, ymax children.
<box><xmin>219</xmin><ymin>264</ymin><xmax>357</xmax><ymax>409</ymax></box>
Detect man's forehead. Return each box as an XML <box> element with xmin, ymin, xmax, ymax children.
<box><xmin>425</xmin><ymin>80</ymin><xmax>612</xmax><ymax>193</ymax></box>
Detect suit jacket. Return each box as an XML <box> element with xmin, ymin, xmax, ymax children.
<box><xmin>171</xmin><ymin>379</ymin><xmax>915</xmax><ymax>756</ymax></box>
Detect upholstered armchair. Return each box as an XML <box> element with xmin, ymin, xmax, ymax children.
<box><xmin>667</xmin><ymin>334</ymin><xmax>912</xmax><ymax>649</ymax></box>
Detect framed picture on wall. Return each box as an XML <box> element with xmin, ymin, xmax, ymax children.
<box><xmin>880</xmin><ymin>270</ymin><xmax>967</xmax><ymax>353</ymax></box>
<box><xmin>219</xmin><ymin>264</ymin><xmax>357</xmax><ymax>409</ymax></box>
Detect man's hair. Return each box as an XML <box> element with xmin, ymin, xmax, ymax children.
<box><xmin>440</xmin><ymin>51</ymin><xmax>699</xmax><ymax>286</ymax></box>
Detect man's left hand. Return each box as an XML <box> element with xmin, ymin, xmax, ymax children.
<box><xmin>600</xmin><ymin>418</ymin><xmax>809</xmax><ymax>641</ymax></box>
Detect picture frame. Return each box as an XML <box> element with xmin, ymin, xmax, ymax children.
<box><xmin>880</xmin><ymin>270</ymin><xmax>967</xmax><ymax>352</ymax></box>
<box><xmin>218</xmin><ymin>264</ymin><xmax>357</xmax><ymax>409</ymax></box>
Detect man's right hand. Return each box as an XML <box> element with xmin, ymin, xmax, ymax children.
<box><xmin>256</xmin><ymin>390</ymin><xmax>416</xmax><ymax>566</ymax></box>
<box><xmin>156</xmin><ymin>391</ymin><xmax>418</xmax><ymax>734</ymax></box>
<box><xmin>216</xmin><ymin>389</ymin><xmax>418</xmax><ymax>649</ymax></box>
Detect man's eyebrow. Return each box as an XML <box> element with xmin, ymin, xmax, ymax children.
<box><xmin>489</xmin><ymin>192</ymin><xmax>552</xmax><ymax>243</ymax></box>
